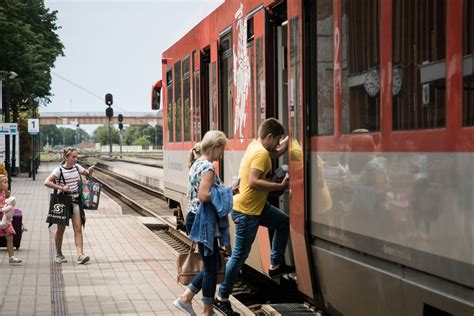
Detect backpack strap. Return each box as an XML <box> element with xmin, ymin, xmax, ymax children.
<box><xmin>54</xmin><ymin>166</ymin><xmax>66</xmax><ymax>195</ymax></box>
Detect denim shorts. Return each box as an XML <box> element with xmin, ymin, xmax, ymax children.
<box><xmin>72</xmin><ymin>202</ymin><xmax>81</xmax><ymax>214</ymax></box>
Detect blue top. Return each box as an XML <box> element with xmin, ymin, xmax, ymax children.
<box><xmin>189</xmin><ymin>186</ymin><xmax>232</xmax><ymax>255</ymax></box>
<box><xmin>186</xmin><ymin>158</ymin><xmax>223</xmax><ymax>215</ymax></box>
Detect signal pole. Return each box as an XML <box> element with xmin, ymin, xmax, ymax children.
<box><xmin>105</xmin><ymin>93</ymin><xmax>113</xmax><ymax>158</ymax></box>
<box><xmin>118</xmin><ymin>114</ymin><xmax>123</xmax><ymax>159</ymax></box>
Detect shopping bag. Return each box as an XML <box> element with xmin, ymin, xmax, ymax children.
<box><xmin>176</xmin><ymin>242</ymin><xmax>226</xmax><ymax>285</ymax></box>
<box><xmin>46</xmin><ymin>193</ymin><xmax>72</xmax><ymax>226</ymax></box>
<box><xmin>81</xmin><ymin>179</ymin><xmax>101</xmax><ymax>210</ymax></box>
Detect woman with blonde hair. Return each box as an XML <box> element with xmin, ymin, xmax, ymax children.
<box><xmin>188</xmin><ymin>142</ymin><xmax>202</xmax><ymax>168</ymax></box>
<box><xmin>174</xmin><ymin>130</ymin><xmax>238</xmax><ymax>316</ymax></box>
<box><xmin>44</xmin><ymin>147</ymin><xmax>94</xmax><ymax>264</ymax></box>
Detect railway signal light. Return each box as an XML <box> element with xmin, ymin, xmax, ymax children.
<box><xmin>118</xmin><ymin>122</ymin><xmax>123</xmax><ymax>130</ymax></box>
<box><xmin>105</xmin><ymin>93</ymin><xmax>113</xmax><ymax>106</ymax></box>
<box><xmin>118</xmin><ymin>114</ymin><xmax>123</xmax><ymax>122</ymax></box>
<box><xmin>105</xmin><ymin>106</ymin><xmax>113</xmax><ymax>118</ymax></box>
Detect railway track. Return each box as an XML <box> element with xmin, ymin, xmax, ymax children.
<box><xmin>86</xmin><ymin>164</ymin><xmax>169</xmax><ymax>217</ymax></box>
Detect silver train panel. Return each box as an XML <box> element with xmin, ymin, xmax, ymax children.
<box><xmin>312</xmin><ymin>239</ymin><xmax>474</xmax><ymax>315</ymax></box>
<box><xmin>309</xmin><ymin>152</ymin><xmax>473</xmax><ymax>287</ymax></box>
<box><xmin>163</xmin><ymin>150</ymin><xmax>189</xmax><ymax>208</ymax></box>
<box><xmin>309</xmin><ymin>151</ymin><xmax>473</xmax><ymax>314</ymax></box>
<box><xmin>313</xmin><ymin>240</ymin><xmax>406</xmax><ymax>316</ymax></box>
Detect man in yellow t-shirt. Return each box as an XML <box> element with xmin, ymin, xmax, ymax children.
<box><xmin>215</xmin><ymin>118</ymin><xmax>293</xmax><ymax>315</ymax></box>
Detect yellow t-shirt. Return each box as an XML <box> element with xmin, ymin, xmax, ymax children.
<box><xmin>233</xmin><ymin>140</ymin><xmax>272</xmax><ymax>216</ymax></box>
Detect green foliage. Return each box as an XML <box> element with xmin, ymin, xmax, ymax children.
<box><xmin>175</xmin><ymin>99</ymin><xmax>181</xmax><ymax>141</ymax></box>
<box><xmin>131</xmin><ymin>136</ymin><xmax>151</xmax><ymax>146</ymax></box>
<box><xmin>92</xmin><ymin>125</ymin><xmax>120</xmax><ymax>145</ymax></box>
<box><xmin>0</xmin><ymin>0</ymin><xmax>64</xmax><ymax>109</ymax></box>
<box><xmin>122</xmin><ymin>125</ymin><xmax>162</xmax><ymax>147</ymax></box>
<box><xmin>184</xmin><ymin>98</ymin><xmax>191</xmax><ymax>141</ymax></box>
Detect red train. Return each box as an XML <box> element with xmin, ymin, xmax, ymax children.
<box><xmin>152</xmin><ymin>0</ymin><xmax>473</xmax><ymax>314</ymax></box>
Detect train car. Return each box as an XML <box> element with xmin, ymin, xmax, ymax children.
<box><xmin>152</xmin><ymin>0</ymin><xmax>473</xmax><ymax>314</ymax></box>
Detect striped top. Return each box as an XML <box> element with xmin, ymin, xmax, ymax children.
<box><xmin>51</xmin><ymin>165</ymin><xmax>85</xmax><ymax>193</ymax></box>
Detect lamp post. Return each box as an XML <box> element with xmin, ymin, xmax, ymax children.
<box><xmin>0</xmin><ymin>71</ymin><xmax>18</xmax><ymax>190</ymax></box>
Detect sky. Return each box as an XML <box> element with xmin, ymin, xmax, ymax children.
<box><xmin>41</xmin><ymin>0</ymin><xmax>223</xmax><ymax>132</ymax></box>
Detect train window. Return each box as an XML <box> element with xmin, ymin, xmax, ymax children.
<box><xmin>183</xmin><ymin>56</ymin><xmax>191</xmax><ymax>141</ymax></box>
<box><xmin>166</xmin><ymin>69</ymin><xmax>173</xmax><ymax>142</ymax></box>
<box><xmin>393</xmin><ymin>0</ymin><xmax>446</xmax><ymax>130</ymax></box>
<box><xmin>194</xmin><ymin>71</ymin><xmax>201</xmax><ymax>141</ymax></box>
<box><xmin>247</xmin><ymin>18</ymin><xmax>254</xmax><ymax>42</ymax></box>
<box><xmin>174</xmin><ymin>61</ymin><xmax>182</xmax><ymax>142</ymax></box>
<box><xmin>210</xmin><ymin>61</ymin><xmax>217</xmax><ymax>130</ymax></box>
<box><xmin>463</xmin><ymin>0</ymin><xmax>474</xmax><ymax>126</ymax></box>
<box><xmin>307</xmin><ymin>0</ymin><xmax>334</xmax><ymax>136</ymax></box>
<box><xmin>256</xmin><ymin>37</ymin><xmax>264</xmax><ymax>126</ymax></box>
<box><xmin>220</xmin><ymin>30</ymin><xmax>234</xmax><ymax>138</ymax></box>
<box><xmin>342</xmin><ymin>0</ymin><xmax>380</xmax><ymax>133</ymax></box>
<box><xmin>290</xmin><ymin>17</ymin><xmax>301</xmax><ymax>141</ymax></box>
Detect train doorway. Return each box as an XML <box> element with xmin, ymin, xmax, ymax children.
<box><xmin>266</xmin><ymin>1</ymin><xmax>293</xmax><ymax>265</ymax></box>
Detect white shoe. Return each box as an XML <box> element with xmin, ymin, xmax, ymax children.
<box><xmin>54</xmin><ymin>254</ymin><xmax>67</xmax><ymax>264</ymax></box>
<box><xmin>173</xmin><ymin>298</ymin><xmax>197</xmax><ymax>316</ymax></box>
<box><xmin>9</xmin><ymin>256</ymin><xmax>22</xmax><ymax>265</ymax></box>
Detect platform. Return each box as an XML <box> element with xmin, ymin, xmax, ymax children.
<box><xmin>0</xmin><ymin>163</ymin><xmax>251</xmax><ymax>315</ymax></box>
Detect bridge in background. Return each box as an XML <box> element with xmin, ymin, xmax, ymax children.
<box><xmin>39</xmin><ymin>111</ymin><xmax>162</xmax><ymax>126</ymax></box>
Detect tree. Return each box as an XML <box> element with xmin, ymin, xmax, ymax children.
<box><xmin>0</xmin><ymin>0</ymin><xmax>64</xmax><ymax>110</ymax></box>
<box><xmin>1</xmin><ymin>0</ymin><xmax>63</xmax><ymax>171</ymax></box>
<box><xmin>40</xmin><ymin>125</ymin><xmax>62</xmax><ymax>147</ymax></box>
<box><xmin>92</xmin><ymin>125</ymin><xmax>120</xmax><ymax>145</ymax></box>
<box><xmin>122</xmin><ymin>125</ymin><xmax>163</xmax><ymax>147</ymax></box>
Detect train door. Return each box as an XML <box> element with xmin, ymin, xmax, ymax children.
<box><xmin>287</xmin><ymin>0</ymin><xmax>316</xmax><ymax>299</ymax></box>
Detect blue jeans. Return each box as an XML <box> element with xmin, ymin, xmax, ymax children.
<box><xmin>218</xmin><ymin>202</ymin><xmax>289</xmax><ymax>298</ymax></box>
<box><xmin>188</xmin><ymin>239</ymin><xmax>222</xmax><ymax>305</ymax></box>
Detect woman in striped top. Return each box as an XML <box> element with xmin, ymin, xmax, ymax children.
<box><xmin>44</xmin><ymin>147</ymin><xmax>94</xmax><ymax>265</ymax></box>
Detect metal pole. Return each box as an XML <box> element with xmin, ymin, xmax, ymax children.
<box><xmin>119</xmin><ymin>130</ymin><xmax>122</xmax><ymax>158</ymax></box>
<box><xmin>11</xmin><ymin>104</ymin><xmax>17</xmax><ymax>176</ymax></box>
<box><xmin>32</xmin><ymin>135</ymin><xmax>35</xmax><ymax>181</ymax></box>
<box><xmin>108</xmin><ymin>118</ymin><xmax>112</xmax><ymax>158</ymax></box>
<box><xmin>4</xmin><ymin>76</ymin><xmax>11</xmax><ymax>189</ymax></box>
<box><xmin>155</xmin><ymin>125</ymin><xmax>157</xmax><ymax>150</ymax></box>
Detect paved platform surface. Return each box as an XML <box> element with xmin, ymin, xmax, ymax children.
<box><xmin>0</xmin><ymin>163</ymin><xmax>251</xmax><ymax>315</ymax></box>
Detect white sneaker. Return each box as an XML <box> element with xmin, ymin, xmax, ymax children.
<box><xmin>173</xmin><ymin>298</ymin><xmax>197</xmax><ymax>316</ymax></box>
<box><xmin>9</xmin><ymin>256</ymin><xmax>22</xmax><ymax>265</ymax></box>
<box><xmin>77</xmin><ymin>253</ymin><xmax>90</xmax><ymax>264</ymax></box>
<box><xmin>54</xmin><ymin>254</ymin><xmax>67</xmax><ymax>264</ymax></box>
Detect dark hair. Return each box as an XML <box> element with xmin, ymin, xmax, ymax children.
<box><xmin>258</xmin><ymin>118</ymin><xmax>285</xmax><ymax>139</ymax></box>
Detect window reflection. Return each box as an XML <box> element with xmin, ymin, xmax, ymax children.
<box><xmin>393</xmin><ymin>0</ymin><xmax>446</xmax><ymax>130</ymax></box>
<box><xmin>342</xmin><ymin>0</ymin><xmax>380</xmax><ymax>133</ymax></box>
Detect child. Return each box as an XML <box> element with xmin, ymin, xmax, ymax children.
<box><xmin>0</xmin><ymin>175</ymin><xmax>22</xmax><ymax>265</ymax></box>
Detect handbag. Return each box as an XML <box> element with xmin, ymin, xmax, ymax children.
<box><xmin>80</xmin><ymin>178</ymin><xmax>101</xmax><ymax>210</ymax></box>
<box><xmin>46</xmin><ymin>168</ymin><xmax>72</xmax><ymax>226</ymax></box>
<box><xmin>77</xmin><ymin>166</ymin><xmax>101</xmax><ymax>210</ymax></box>
<box><xmin>176</xmin><ymin>242</ymin><xmax>226</xmax><ymax>285</ymax></box>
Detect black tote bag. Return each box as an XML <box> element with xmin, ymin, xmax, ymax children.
<box><xmin>46</xmin><ymin>168</ymin><xmax>72</xmax><ymax>226</ymax></box>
